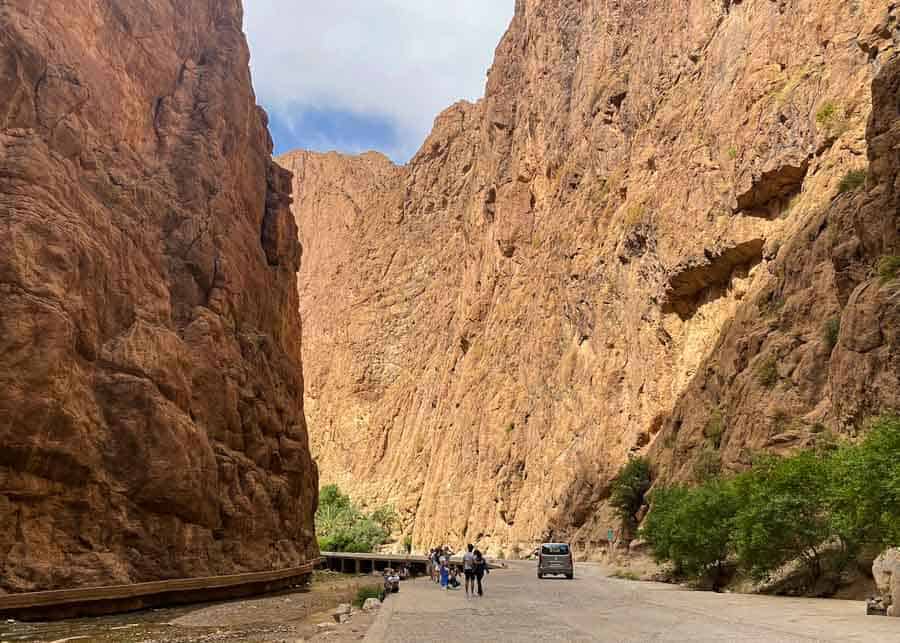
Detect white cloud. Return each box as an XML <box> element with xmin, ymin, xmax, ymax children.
<box><xmin>243</xmin><ymin>0</ymin><xmax>515</xmax><ymax>162</ymax></box>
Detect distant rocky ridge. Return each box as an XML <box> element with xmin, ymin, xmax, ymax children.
<box><xmin>282</xmin><ymin>0</ymin><xmax>899</xmax><ymax>554</ymax></box>
<box><xmin>0</xmin><ymin>0</ymin><xmax>317</xmax><ymax>591</ymax></box>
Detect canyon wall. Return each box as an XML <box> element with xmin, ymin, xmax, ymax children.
<box><xmin>283</xmin><ymin>0</ymin><xmax>899</xmax><ymax>554</ymax></box>
<box><xmin>0</xmin><ymin>0</ymin><xmax>317</xmax><ymax>591</ymax></box>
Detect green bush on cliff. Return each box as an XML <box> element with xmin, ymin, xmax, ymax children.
<box><xmin>837</xmin><ymin>169</ymin><xmax>867</xmax><ymax>194</ymax></box>
<box><xmin>610</xmin><ymin>457</ymin><xmax>651</xmax><ymax>532</ymax></box>
<box><xmin>316</xmin><ymin>484</ymin><xmax>395</xmax><ymax>553</ymax></box>
<box><xmin>877</xmin><ymin>255</ymin><xmax>900</xmax><ymax>282</ymax></box>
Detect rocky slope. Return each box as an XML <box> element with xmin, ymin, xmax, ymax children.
<box><xmin>0</xmin><ymin>0</ymin><xmax>317</xmax><ymax>591</ymax></box>
<box><xmin>283</xmin><ymin>0</ymin><xmax>899</xmax><ymax>555</ymax></box>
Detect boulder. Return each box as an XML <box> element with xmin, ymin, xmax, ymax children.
<box><xmin>362</xmin><ymin>597</ymin><xmax>382</xmax><ymax>612</ymax></box>
<box><xmin>873</xmin><ymin>549</ymin><xmax>900</xmax><ymax>617</ymax></box>
<box><xmin>628</xmin><ymin>539</ymin><xmax>649</xmax><ymax>555</ymax></box>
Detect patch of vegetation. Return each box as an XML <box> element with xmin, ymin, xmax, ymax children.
<box><xmin>823</xmin><ymin>317</ymin><xmax>840</xmax><ymax>353</ymax></box>
<box><xmin>877</xmin><ymin>255</ymin><xmax>900</xmax><ymax>283</ymax></box>
<box><xmin>704</xmin><ymin>408</ymin><xmax>725</xmax><ymax>449</ymax></box>
<box><xmin>816</xmin><ymin>101</ymin><xmax>848</xmax><ymax>138</ymax></box>
<box><xmin>506</xmin><ymin>422</ymin><xmax>515</xmax><ymax>435</ymax></box>
<box><xmin>642</xmin><ymin>480</ymin><xmax>738</xmax><ymax>588</ymax></box>
<box><xmin>775</xmin><ymin>66</ymin><xmax>812</xmax><ymax>106</ymax></box>
<box><xmin>756</xmin><ymin>356</ymin><xmax>779</xmax><ymax>388</ymax></box>
<box><xmin>641</xmin><ymin>415</ymin><xmax>900</xmax><ymax>590</ymax></box>
<box><xmin>624</xmin><ymin>203</ymin><xmax>646</xmax><ymax>227</ymax></box>
<box><xmin>353</xmin><ymin>586</ymin><xmax>384</xmax><ymax>608</ymax></box>
<box><xmin>692</xmin><ymin>448</ymin><xmax>722</xmax><ymax>483</ymax></box>
<box><xmin>757</xmin><ymin>292</ymin><xmax>784</xmax><ymax>318</ymax></box>
<box><xmin>837</xmin><ymin>169</ymin><xmax>867</xmax><ymax>194</ymax></box>
<box><xmin>610</xmin><ymin>457</ymin><xmax>652</xmax><ymax>533</ymax></box>
<box><xmin>611</xmin><ymin>570</ymin><xmax>641</xmax><ymax>581</ymax></box>
<box><xmin>816</xmin><ymin>101</ymin><xmax>836</xmax><ymax>124</ymax></box>
<box><xmin>727</xmin><ymin>146</ymin><xmax>738</xmax><ymax>160</ymax></box>
<box><xmin>403</xmin><ymin>535</ymin><xmax>413</xmax><ymax>553</ymax></box>
<box><xmin>731</xmin><ymin>452</ymin><xmax>835</xmax><ymax>582</ymax></box>
<box><xmin>316</xmin><ymin>484</ymin><xmax>396</xmax><ymax>553</ymax></box>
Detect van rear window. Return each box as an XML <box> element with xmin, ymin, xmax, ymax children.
<box><xmin>541</xmin><ymin>544</ymin><xmax>570</xmax><ymax>555</ymax></box>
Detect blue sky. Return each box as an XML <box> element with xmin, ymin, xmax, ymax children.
<box><xmin>244</xmin><ymin>1</ymin><xmax>514</xmax><ymax>164</ymax></box>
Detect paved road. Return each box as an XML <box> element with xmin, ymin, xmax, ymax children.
<box><xmin>364</xmin><ymin>561</ymin><xmax>899</xmax><ymax>642</ymax></box>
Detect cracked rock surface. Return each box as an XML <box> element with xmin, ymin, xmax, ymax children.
<box><xmin>282</xmin><ymin>0</ymin><xmax>899</xmax><ymax>553</ymax></box>
<box><xmin>0</xmin><ymin>0</ymin><xmax>317</xmax><ymax>591</ymax></box>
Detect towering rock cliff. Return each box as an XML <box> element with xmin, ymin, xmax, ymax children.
<box><xmin>283</xmin><ymin>0</ymin><xmax>899</xmax><ymax>554</ymax></box>
<box><xmin>0</xmin><ymin>0</ymin><xmax>317</xmax><ymax>591</ymax></box>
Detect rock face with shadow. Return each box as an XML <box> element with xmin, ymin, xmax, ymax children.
<box><xmin>652</xmin><ymin>54</ymin><xmax>900</xmax><ymax>484</ymax></box>
<box><xmin>283</xmin><ymin>0</ymin><xmax>898</xmax><ymax>553</ymax></box>
<box><xmin>0</xmin><ymin>0</ymin><xmax>317</xmax><ymax>591</ymax></box>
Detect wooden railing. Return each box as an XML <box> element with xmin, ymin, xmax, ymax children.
<box><xmin>0</xmin><ymin>560</ymin><xmax>319</xmax><ymax>621</ymax></box>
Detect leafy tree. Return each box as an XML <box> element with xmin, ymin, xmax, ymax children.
<box><xmin>641</xmin><ymin>480</ymin><xmax>738</xmax><ymax>588</ymax></box>
<box><xmin>370</xmin><ymin>505</ymin><xmax>398</xmax><ymax>532</ymax></box>
<box><xmin>316</xmin><ymin>484</ymin><xmax>392</xmax><ymax>553</ymax></box>
<box><xmin>828</xmin><ymin>414</ymin><xmax>900</xmax><ymax>549</ymax></box>
<box><xmin>731</xmin><ymin>452</ymin><xmax>834</xmax><ymax>583</ymax></box>
<box><xmin>610</xmin><ymin>457</ymin><xmax>651</xmax><ymax>532</ymax></box>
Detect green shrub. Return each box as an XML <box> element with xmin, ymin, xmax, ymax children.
<box><xmin>816</xmin><ymin>101</ymin><xmax>847</xmax><ymax>137</ymax></box>
<box><xmin>353</xmin><ymin>586</ymin><xmax>384</xmax><ymax>608</ymax></box>
<box><xmin>756</xmin><ymin>356</ymin><xmax>779</xmax><ymax>388</ymax></box>
<box><xmin>815</xmin><ymin>101</ymin><xmax>837</xmax><ymax>126</ymax></box>
<box><xmin>316</xmin><ymin>484</ymin><xmax>392</xmax><ymax>553</ymax></box>
<box><xmin>731</xmin><ymin>452</ymin><xmax>834</xmax><ymax>583</ymax></box>
<box><xmin>877</xmin><ymin>255</ymin><xmax>900</xmax><ymax>283</ymax></box>
<box><xmin>641</xmin><ymin>480</ymin><xmax>738</xmax><ymax>587</ymax></box>
<box><xmin>403</xmin><ymin>535</ymin><xmax>413</xmax><ymax>553</ymax></box>
<box><xmin>727</xmin><ymin>146</ymin><xmax>738</xmax><ymax>160</ymax></box>
<box><xmin>610</xmin><ymin>457</ymin><xmax>652</xmax><ymax>532</ymax></box>
<box><xmin>823</xmin><ymin>318</ymin><xmax>840</xmax><ymax>352</ymax></box>
<box><xmin>692</xmin><ymin>448</ymin><xmax>722</xmax><ymax>483</ymax></box>
<box><xmin>828</xmin><ymin>414</ymin><xmax>900</xmax><ymax>549</ymax></box>
<box><xmin>703</xmin><ymin>408</ymin><xmax>725</xmax><ymax>449</ymax></box>
<box><xmin>837</xmin><ymin>169</ymin><xmax>867</xmax><ymax>194</ymax></box>
<box><xmin>638</xmin><ymin>413</ymin><xmax>900</xmax><ymax>589</ymax></box>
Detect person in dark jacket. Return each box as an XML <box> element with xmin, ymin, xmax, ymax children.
<box><xmin>473</xmin><ymin>549</ymin><xmax>488</xmax><ymax>597</ymax></box>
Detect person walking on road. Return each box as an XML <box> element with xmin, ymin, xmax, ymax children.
<box><xmin>462</xmin><ymin>544</ymin><xmax>476</xmax><ymax>597</ymax></box>
<box><xmin>473</xmin><ymin>548</ymin><xmax>488</xmax><ymax>597</ymax></box>
<box><xmin>432</xmin><ymin>548</ymin><xmax>441</xmax><ymax>584</ymax></box>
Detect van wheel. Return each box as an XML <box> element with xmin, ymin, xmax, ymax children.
<box><xmin>537</xmin><ymin>572</ymin><xmax>543</xmax><ymax>579</ymax></box>
<box><xmin>566</xmin><ymin>573</ymin><xmax>574</xmax><ymax>579</ymax></box>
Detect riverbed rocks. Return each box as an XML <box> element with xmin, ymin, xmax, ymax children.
<box><xmin>283</xmin><ymin>0</ymin><xmax>899</xmax><ymax>553</ymax></box>
<box><xmin>873</xmin><ymin>549</ymin><xmax>900</xmax><ymax>617</ymax></box>
<box><xmin>0</xmin><ymin>0</ymin><xmax>317</xmax><ymax>591</ymax></box>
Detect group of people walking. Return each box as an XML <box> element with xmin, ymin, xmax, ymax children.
<box><xmin>428</xmin><ymin>544</ymin><xmax>489</xmax><ymax>597</ymax></box>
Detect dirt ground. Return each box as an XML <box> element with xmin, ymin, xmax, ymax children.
<box><xmin>0</xmin><ymin>572</ymin><xmax>386</xmax><ymax>643</ymax></box>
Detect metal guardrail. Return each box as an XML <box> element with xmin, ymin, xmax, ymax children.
<box><xmin>0</xmin><ymin>560</ymin><xmax>319</xmax><ymax>621</ymax></box>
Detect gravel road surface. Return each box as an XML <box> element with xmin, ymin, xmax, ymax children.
<box><xmin>364</xmin><ymin>561</ymin><xmax>899</xmax><ymax>642</ymax></box>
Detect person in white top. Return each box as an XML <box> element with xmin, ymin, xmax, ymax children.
<box><xmin>462</xmin><ymin>543</ymin><xmax>476</xmax><ymax>597</ymax></box>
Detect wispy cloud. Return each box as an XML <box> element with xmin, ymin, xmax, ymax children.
<box><xmin>244</xmin><ymin>0</ymin><xmax>514</xmax><ymax>163</ymax></box>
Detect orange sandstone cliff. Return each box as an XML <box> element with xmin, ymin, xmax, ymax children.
<box><xmin>0</xmin><ymin>0</ymin><xmax>317</xmax><ymax>591</ymax></box>
<box><xmin>281</xmin><ymin>0</ymin><xmax>899</xmax><ymax>554</ymax></box>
